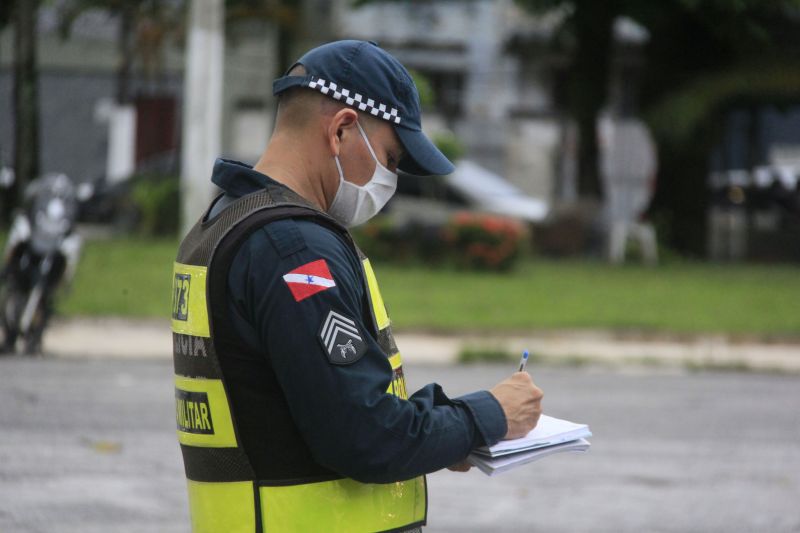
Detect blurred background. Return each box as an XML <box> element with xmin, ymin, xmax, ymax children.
<box><xmin>1</xmin><ymin>0</ymin><xmax>800</xmax><ymax>337</ymax></box>
<box><xmin>1</xmin><ymin>1</ymin><xmax>799</xmax><ymax>532</ymax></box>
<box><xmin>1</xmin><ymin>0</ymin><xmax>800</xmax><ymax>331</ymax></box>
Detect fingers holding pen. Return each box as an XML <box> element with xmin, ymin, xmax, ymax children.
<box><xmin>490</xmin><ymin>370</ymin><xmax>544</xmax><ymax>440</ymax></box>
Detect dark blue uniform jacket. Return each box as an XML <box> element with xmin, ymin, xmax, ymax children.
<box><xmin>209</xmin><ymin>159</ymin><xmax>506</xmax><ymax>483</ymax></box>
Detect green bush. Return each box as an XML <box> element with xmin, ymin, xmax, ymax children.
<box><xmin>432</xmin><ymin>131</ymin><xmax>465</xmax><ymax>163</ymax></box>
<box><xmin>352</xmin><ymin>218</ymin><xmax>448</xmax><ymax>264</ymax></box>
<box><xmin>458</xmin><ymin>347</ymin><xmax>516</xmax><ymax>364</ymax></box>
<box><xmin>353</xmin><ymin>212</ymin><xmax>529</xmax><ymax>271</ymax></box>
<box><xmin>130</xmin><ymin>173</ymin><xmax>180</xmax><ymax>236</ymax></box>
<box><xmin>443</xmin><ymin>212</ymin><xmax>528</xmax><ymax>271</ymax></box>
<box><xmin>408</xmin><ymin>69</ymin><xmax>435</xmax><ymax>108</ymax></box>
<box><xmin>352</xmin><ymin>217</ymin><xmax>416</xmax><ymax>263</ymax></box>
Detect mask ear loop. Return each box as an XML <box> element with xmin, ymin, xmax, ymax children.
<box><xmin>332</xmin><ymin>122</ymin><xmax>374</xmax><ymax>181</ymax></box>
<box><xmin>356</xmin><ymin>121</ymin><xmax>392</xmax><ymax>172</ymax></box>
<box><xmin>333</xmin><ymin>154</ymin><xmax>345</xmax><ymax>180</ymax></box>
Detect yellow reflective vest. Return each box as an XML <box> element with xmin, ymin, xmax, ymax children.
<box><xmin>171</xmin><ymin>185</ymin><xmax>426</xmax><ymax>532</ymax></box>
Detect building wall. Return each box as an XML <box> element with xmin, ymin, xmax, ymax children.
<box><xmin>337</xmin><ymin>0</ymin><xmax>529</xmax><ymax>178</ymax></box>
<box><xmin>0</xmin><ymin>68</ymin><xmax>181</xmax><ymax>182</ymax></box>
<box><xmin>221</xmin><ymin>22</ymin><xmax>279</xmax><ymax>164</ymax></box>
<box><xmin>0</xmin><ymin>12</ymin><xmax>183</xmax><ymax>183</ymax></box>
<box><xmin>506</xmin><ymin>119</ymin><xmax>560</xmax><ymax>202</ymax></box>
<box><xmin>0</xmin><ymin>8</ymin><xmax>278</xmax><ymax>183</ymax></box>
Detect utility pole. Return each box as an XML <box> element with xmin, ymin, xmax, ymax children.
<box><xmin>180</xmin><ymin>0</ymin><xmax>224</xmax><ymax>235</ymax></box>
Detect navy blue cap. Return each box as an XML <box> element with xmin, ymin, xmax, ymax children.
<box><xmin>273</xmin><ymin>40</ymin><xmax>455</xmax><ymax>177</ymax></box>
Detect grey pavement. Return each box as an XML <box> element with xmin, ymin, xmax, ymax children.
<box><xmin>1</xmin><ymin>357</ymin><xmax>799</xmax><ymax>533</ymax></box>
<box><xmin>43</xmin><ymin>317</ymin><xmax>800</xmax><ymax>373</ymax></box>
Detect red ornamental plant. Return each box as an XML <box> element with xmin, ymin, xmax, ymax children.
<box><xmin>444</xmin><ymin>212</ymin><xmax>527</xmax><ymax>271</ymax></box>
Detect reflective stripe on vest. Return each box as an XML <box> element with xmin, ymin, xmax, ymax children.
<box><xmin>172</xmin><ymin>251</ymin><xmax>426</xmax><ymax>532</ymax></box>
<box><xmin>186</xmin><ymin>476</ymin><xmax>427</xmax><ymax>533</ymax></box>
<box><xmin>362</xmin><ymin>258</ymin><xmax>409</xmax><ymax>400</ymax></box>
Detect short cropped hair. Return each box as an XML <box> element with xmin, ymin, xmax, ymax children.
<box><xmin>274</xmin><ymin>64</ymin><xmax>387</xmax><ymax>138</ymax></box>
<box><xmin>275</xmin><ymin>65</ymin><xmax>345</xmax><ymax>130</ymax></box>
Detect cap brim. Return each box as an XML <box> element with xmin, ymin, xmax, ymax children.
<box><xmin>395</xmin><ymin>127</ymin><xmax>455</xmax><ymax>176</ymax></box>
<box><xmin>273</xmin><ymin>74</ymin><xmax>307</xmax><ymax>95</ymax></box>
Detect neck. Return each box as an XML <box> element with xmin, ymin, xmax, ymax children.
<box><xmin>253</xmin><ymin>131</ymin><xmax>331</xmax><ymax>210</ymax></box>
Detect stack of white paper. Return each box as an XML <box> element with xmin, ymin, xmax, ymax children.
<box><xmin>468</xmin><ymin>414</ymin><xmax>592</xmax><ymax>476</ymax></box>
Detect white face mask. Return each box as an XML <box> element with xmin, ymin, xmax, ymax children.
<box><xmin>328</xmin><ymin>122</ymin><xmax>398</xmax><ymax>228</ymax></box>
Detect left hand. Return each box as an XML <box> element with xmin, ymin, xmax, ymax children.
<box><xmin>447</xmin><ymin>460</ymin><xmax>473</xmax><ymax>472</ymax></box>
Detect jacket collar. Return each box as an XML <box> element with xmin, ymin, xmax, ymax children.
<box><xmin>210</xmin><ymin>158</ymin><xmax>274</xmax><ymax>198</ymax></box>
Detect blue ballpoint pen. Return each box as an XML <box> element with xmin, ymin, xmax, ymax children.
<box><xmin>518</xmin><ymin>350</ymin><xmax>530</xmax><ymax>372</ymax></box>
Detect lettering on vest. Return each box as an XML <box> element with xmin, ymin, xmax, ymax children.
<box><xmin>172</xmin><ymin>273</ymin><xmax>191</xmax><ymax>321</ymax></box>
<box><xmin>176</xmin><ymin>389</ymin><xmax>215</xmax><ymax>434</ymax></box>
<box><xmin>173</xmin><ymin>333</ymin><xmax>208</xmax><ymax>357</ymax></box>
<box><xmin>391</xmin><ymin>366</ymin><xmax>408</xmax><ymax>399</ymax></box>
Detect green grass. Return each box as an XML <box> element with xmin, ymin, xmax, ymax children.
<box><xmin>57</xmin><ymin>237</ymin><xmax>178</xmax><ymax>318</ymax></box>
<box><xmin>373</xmin><ymin>260</ymin><xmax>800</xmax><ymax>337</ymax></box>
<box><xmin>457</xmin><ymin>347</ymin><xmax>517</xmax><ymax>364</ymax></box>
<box><xmin>5</xmin><ymin>234</ymin><xmax>797</xmax><ymax>336</ymax></box>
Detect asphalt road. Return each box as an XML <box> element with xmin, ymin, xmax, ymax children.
<box><xmin>0</xmin><ymin>357</ymin><xmax>798</xmax><ymax>533</ymax></box>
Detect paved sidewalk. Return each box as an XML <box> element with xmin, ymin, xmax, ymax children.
<box><xmin>41</xmin><ymin>317</ymin><xmax>800</xmax><ymax>372</ymax></box>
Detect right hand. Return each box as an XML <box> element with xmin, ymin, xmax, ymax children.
<box><xmin>490</xmin><ymin>372</ymin><xmax>544</xmax><ymax>439</ymax></box>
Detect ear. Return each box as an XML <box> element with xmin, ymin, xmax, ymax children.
<box><xmin>327</xmin><ymin>108</ymin><xmax>359</xmax><ymax>157</ymax></box>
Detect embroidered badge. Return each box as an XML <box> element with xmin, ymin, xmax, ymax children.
<box><xmin>283</xmin><ymin>259</ymin><xmax>336</xmax><ymax>302</ymax></box>
<box><xmin>318</xmin><ymin>310</ymin><xmax>367</xmax><ymax>365</ymax></box>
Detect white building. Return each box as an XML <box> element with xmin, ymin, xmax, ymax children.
<box><xmin>332</xmin><ymin>1</ymin><xmax>649</xmax><ymax>212</ymax></box>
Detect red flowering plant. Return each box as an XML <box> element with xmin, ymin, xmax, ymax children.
<box><xmin>443</xmin><ymin>212</ymin><xmax>528</xmax><ymax>271</ymax></box>
<box><xmin>351</xmin><ymin>216</ymin><xmax>416</xmax><ymax>262</ymax></box>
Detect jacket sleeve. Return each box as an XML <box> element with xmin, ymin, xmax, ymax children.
<box><xmin>227</xmin><ymin>218</ymin><xmax>507</xmax><ymax>483</ymax></box>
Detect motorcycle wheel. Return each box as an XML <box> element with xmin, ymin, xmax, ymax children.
<box><xmin>0</xmin><ymin>285</ymin><xmax>23</xmax><ymax>355</ymax></box>
<box><xmin>23</xmin><ymin>299</ymin><xmax>50</xmax><ymax>356</ymax></box>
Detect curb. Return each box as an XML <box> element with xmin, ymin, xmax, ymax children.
<box><xmin>39</xmin><ymin>318</ymin><xmax>800</xmax><ymax>373</ymax></box>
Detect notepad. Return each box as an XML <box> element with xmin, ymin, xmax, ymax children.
<box><xmin>468</xmin><ymin>414</ymin><xmax>592</xmax><ymax>475</ymax></box>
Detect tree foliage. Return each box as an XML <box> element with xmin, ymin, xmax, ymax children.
<box><xmin>224</xmin><ymin>0</ymin><xmax>302</xmax><ymax>74</ymax></box>
<box><xmin>57</xmin><ymin>0</ymin><xmax>186</xmax><ymax>103</ymax></box>
<box><xmin>515</xmin><ymin>0</ymin><xmax>800</xmax><ymax>253</ymax></box>
<box><xmin>633</xmin><ymin>1</ymin><xmax>800</xmax><ymax>254</ymax></box>
<box><xmin>0</xmin><ymin>1</ymin><xmax>13</xmax><ymax>30</ymax></box>
<box><xmin>516</xmin><ymin>0</ymin><xmax>624</xmax><ymax>200</ymax></box>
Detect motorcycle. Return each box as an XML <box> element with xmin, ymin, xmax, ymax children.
<box><xmin>1</xmin><ymin>172</ymin><xmax>91</xmax><ymax>355</ymax></box>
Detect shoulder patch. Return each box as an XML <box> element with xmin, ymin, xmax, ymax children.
<box><xmin>263</xmin><ymin>219</ymin><xmax>307</xmax><ymax>258</ymax></box>
<box><xmin>283</xmin><ymin>259</ymin><xmax>336</xmax><ymax>302</ymax></box>
<box><xmin>318</xmin><ymin>310</ymin><xmax>367</xmax><ymax>365</ymax></box>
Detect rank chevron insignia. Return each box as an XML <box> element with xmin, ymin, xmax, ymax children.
<box><xmin>318</xmin><ymin>310</ymin><xmax>367</xmax><ymax>365</ymax></box>
<box><xmin>321</xmin><ymin>311</ymin><xmax>361</xmax><ymax>353</ymax></box>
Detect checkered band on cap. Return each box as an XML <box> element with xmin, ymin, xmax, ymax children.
<box><xmin>306</xmin><ymin>77</ymin><xmax>402</xmax><ymax>125</ymax></box>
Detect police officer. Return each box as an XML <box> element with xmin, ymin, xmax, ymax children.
<box><xmin>171</xmin><ymin>40</ymin><xmax>543</xmax><ymax>533</ymax></box>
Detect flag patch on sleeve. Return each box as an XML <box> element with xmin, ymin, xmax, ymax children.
<box><xmin>283</xmin><ymin>259</ymin><xmax>336</xmax><ymax>302</ymax></box>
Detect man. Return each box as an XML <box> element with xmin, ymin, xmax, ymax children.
<box><xmin>171</xmin><ymin>40</ymin><xmax>543</xmax><ymax>533</ymax></box>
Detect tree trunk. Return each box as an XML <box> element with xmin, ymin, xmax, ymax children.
<box><xmin>648</xmin><ymin>140</ymin><xmax>708</xmax><ymax>256</ymax></box>
<box><xmin>4</xmin><ymin>0</ymin><xmax>40</xmax><ymax>226</ymax></box>
<box><xmin>569</xmin><ymin>0</ymin><xmax>617</xmax><ymax>200</ymax></box>
<box><xmin>0</xmin><ymin>12</ymin><xmax>6</xmax><ymax>226</ymax></box>
<box><xmin>638</xmin><ymin>6</ymin><xmax>728</xmax><ymax>257</ymax></box>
